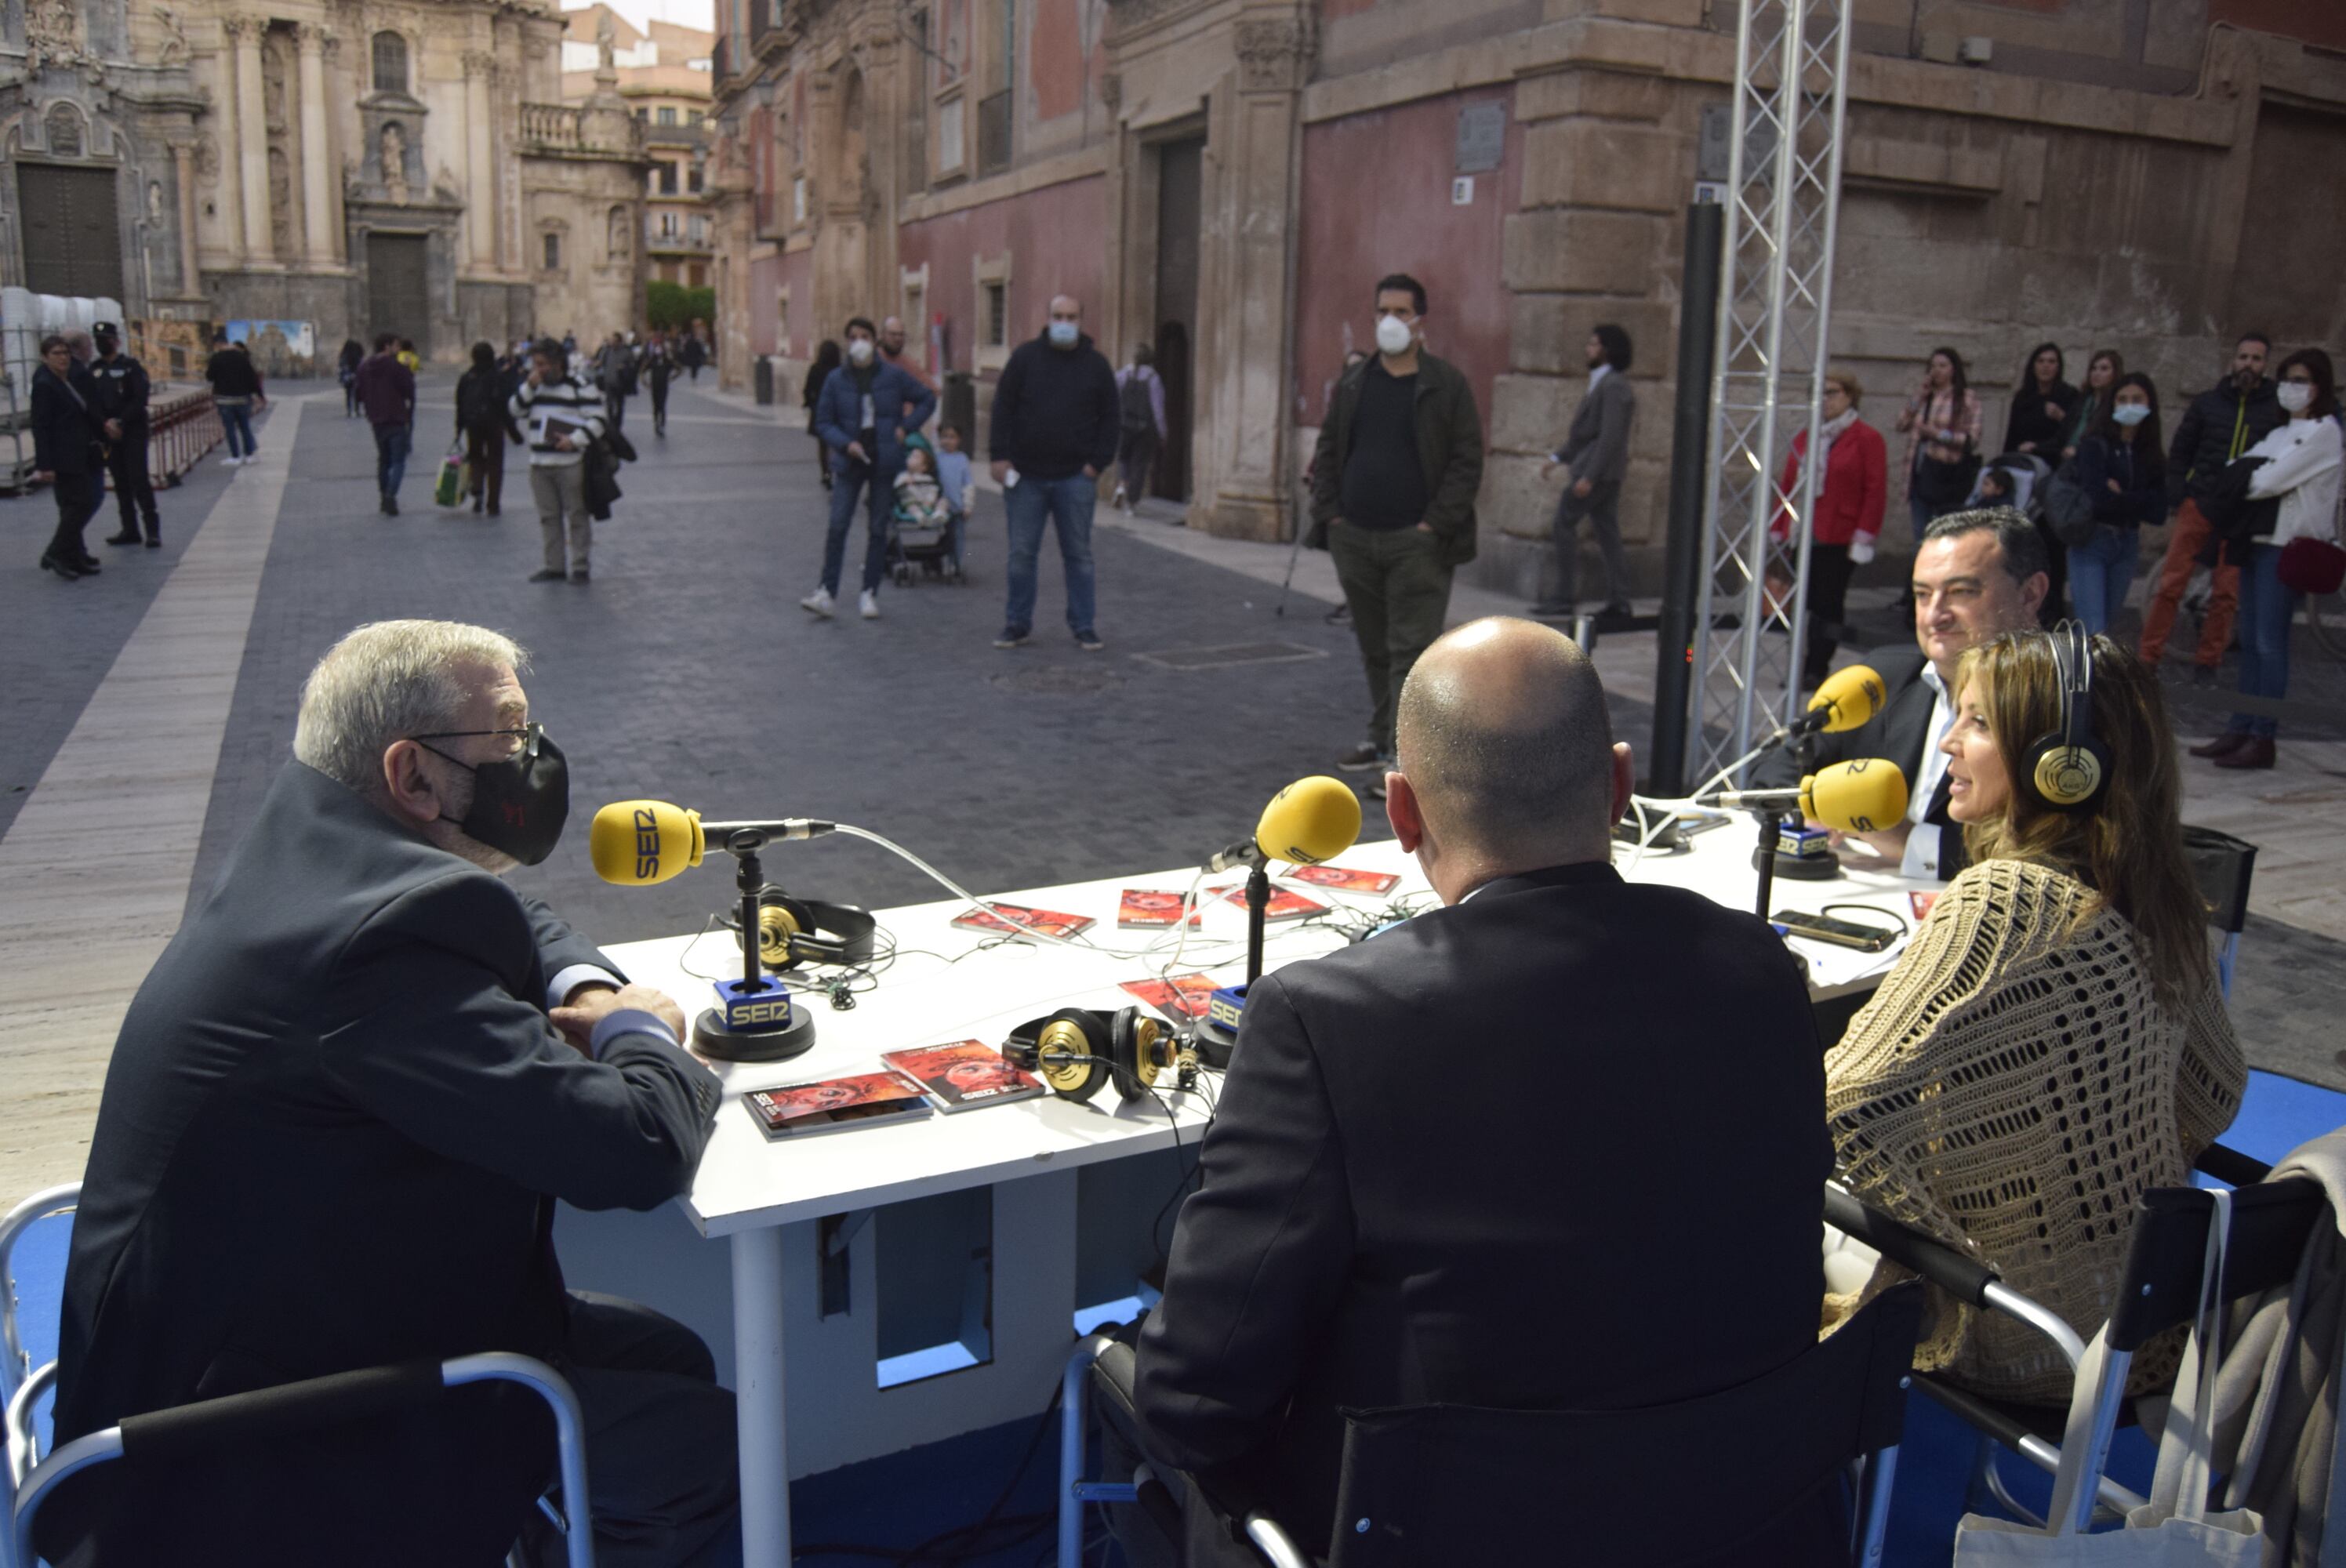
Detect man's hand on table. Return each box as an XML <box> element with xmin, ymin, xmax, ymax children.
<box><xmin>550</xmin><ymin>982</ymin><xmax>688</xmax><ymax>1055</ymax></box>
<box><xmin>1817</xmin><ymin>818</ymin><xmax>1911</xmax><ymax>863</ymax></box>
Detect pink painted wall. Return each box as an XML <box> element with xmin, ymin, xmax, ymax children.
<box><xmin>1293</xmin><ymin>86</ymin><xmax>1523</xmax><ymax>429</ymax></box>
<box><xmin>895</xmin><ymin>174</ymin><xmax>1109</xmax><ymax>385</ymax></box>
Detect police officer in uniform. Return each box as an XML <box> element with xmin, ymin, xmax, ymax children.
<box><xmin>91</xmin><ymin>322</ymin><xmax>162</xmax><ymax>548</ymax></box>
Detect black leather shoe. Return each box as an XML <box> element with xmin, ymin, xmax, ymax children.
<box><xmin>105</xmin><ymin>532</ymin><xmax>141</xmax><ymax>546</ymax></box>
<box><xmin>144</xmin><ymin>535</ymin><xmax>162</xmax><ymax>548</ymax></box>
<box><xmin>40</xmin><ymin>550</ymin><xmax>85</xmax><ymax>579</ymax></box>
<box><xmin>74</xmin><ymin>555</ymin><xmax>101</xmax><ymax>574</ymax></box>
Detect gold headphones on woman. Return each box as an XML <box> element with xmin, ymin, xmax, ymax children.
<box><xmin>2017</xmin><ymin>622</ymin><xmax>2111</xmax><ymax>813</ymax></box>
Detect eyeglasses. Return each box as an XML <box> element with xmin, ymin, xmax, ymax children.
<box><xmin>412</xmin><ymin>722</ymin><xmax>543</xmax><ymax>758</ymax></box>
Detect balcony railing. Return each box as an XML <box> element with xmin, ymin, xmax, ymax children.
<box><xmin>518</xmin><ymin>103</ymin><xmax>645</xmax><ymax>158</ymax></box>
<box><xmin>646</xmin><ymin>226</ymin><xmax>716</xmax><ymax>251</ymax></box>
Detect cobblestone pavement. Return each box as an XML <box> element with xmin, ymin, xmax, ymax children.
<box><xmin>175</xmin><ymin>375</ymin><xmax>1407</xmax><ymax>949</ymax></box>
<box><xmin>5</xmin><ymin>374</ymin><xmax>2341</xmax><ymax>1097</ymax></box>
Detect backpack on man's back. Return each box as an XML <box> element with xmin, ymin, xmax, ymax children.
<box><xmin>1119</xmin><ymin>372</ymin><xmax>1156</xmax><ymax>437</ymax></box>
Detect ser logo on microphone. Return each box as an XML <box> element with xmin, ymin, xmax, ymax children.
<box><xmin>633</xmin><ymin>806</ymin><xmax>661</xmax><ymax>881</ymax></box>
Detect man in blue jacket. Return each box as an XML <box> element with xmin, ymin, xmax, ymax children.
<box><xmin>986</xmin><ymin>295</ymin><xmax>1120</xmax><ymax>650</ymax></box>
<box><xmin>805</xmin><ymin>315</ymin><xmax>937</xmax><ymax>621</ymax></box>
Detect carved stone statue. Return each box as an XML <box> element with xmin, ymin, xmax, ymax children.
<box><xmin>608</xmin><ymin>204</ymin><xmax>630</xmax><ymax>260</ymax></box>
<box><xmin>154</xmin><ymin>4</ymin><xmax>190</xmax><ymax>65</ymax></box>
<box><xmin>380</xmin><ymin>120</ymin><xmax>410</xmax><ymax>203</ymax></box>
<box><xmin>597</xmin><ymin>7</ymin><xmax>616</xmax><ymax>72</ymax></box>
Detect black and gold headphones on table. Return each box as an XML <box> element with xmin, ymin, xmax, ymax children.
<box><xmin>739</xmin><ymin>895</ymin><xmax>877</xmax><ymax>971</ymax></box>
<box><xmin>1004</xmin><ymin>1007</ymin><xmax>1195</xmax><ymax>1104</ymax></box>
<box><xmin>2018</xmin><ymin>622</ymin><xmax>2112</xmax><ymax>814</ymax></box>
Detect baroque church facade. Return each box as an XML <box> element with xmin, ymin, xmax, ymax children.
<box><xmin>2</xmin><ymin>0</ymin><xmax>649</xmax><ymax>363</ymax></box>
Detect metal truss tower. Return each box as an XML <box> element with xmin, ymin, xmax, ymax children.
<box><xmin>1689</xmin><ymin>0</ymin><xmax>1854</xmax><ymax>785</ymax></box>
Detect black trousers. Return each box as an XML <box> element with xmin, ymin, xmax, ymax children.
<box><xmin>107</xmin><ymin>424</ymin><xmax>158</xmax><ymax>536</ymax></box>
<box><xmin>463</xmin><ymin>423</ymin><xmax>506</xmax><ymax>513</ymax></box>
<box><xmin>1117</xmin><ymin>426</ymin><xmax>1158</xmax><ymax>502</ymax></box>
<box><xmin>1802</xmin><ymin>543</ymin><xmax>1856</xmax><ymax>688</ymax></box>
<box><xmin>650</xmin><ymin>383</ymin><xmax>669</xmax><ymax>432</ymax></box>
<box><xmin>518</xmin><ymin>1291</ymin><xmax>741</xmax><ymax>1568</ymax></box>
<box><xmin>606</xmin><ymin>390</ymin><xmax>628</xmax><ymax>433</ymax></box>
<box><xmin>49</xmin><ymin>471</ymin><xmax>102</xmax><ymax>558</ymax></box>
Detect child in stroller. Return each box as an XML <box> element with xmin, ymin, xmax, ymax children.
<box><xmin>888</xmin><ymin>438</ymin><xmax>964</xmax><ymax>585</ymax></box>
<box><xmin>1964</xmin><ymin>451</ymin><xmax>2065</xmax><ymax>622</ymax></box>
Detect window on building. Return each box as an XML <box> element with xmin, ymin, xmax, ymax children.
<box><xmin>372</xmin><ymin>31</ymin><xmax>408</xmax><ymax>95</ymax></box>
<box><xmin>658</xmin><ymin>106</ymin><xmax>678</xmax><ymax>126</ymax></box>
<box><xmin>658</xmin><ymin>162</ymin><xmax>679</xmax><ymax>195</ymax></box>
<box><xmin>792</xmin><ymin>176</ymin><xmax>807</xmax><ymax>225</ymax></box>
<box><xmin>688</xmin><ymin>110</ymin><xmax>706</xmax><ymax>127</ymax></box>
<box><xmin>688</xmin><ymin>164</ymin><xmax>705</xmax><ymax>194</ymax></box>
<box><xmin>659</xmin><ymin>211</ymin><xmax>678</xmax><ymax>238</ymax></box>
<box><xmin>688</xmin><ymin>261</ymin><xmax>707</xmax><ymax>289</ymax></box>
<box><xmin>689</xmin><ymin>214</ymin><xmax>708</xmax><ymax>243</ymax></box>
<box><xmin>543</xmin><ymin>232</ymin><xmax>561</xmax><ymax>270</ymax></box>
<box><xmin>636</xmin><ymin>107</ymin><xmax>649</xmax><ymax>122</ymax></box>
<box><xmin>983</xmin><ymin>281</ymin><xmax>1007</xmax><ymax>349</ymax></box>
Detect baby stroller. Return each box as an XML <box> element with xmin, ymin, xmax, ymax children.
<box><xmin>885</xmin><ymin>434</ymin><xmax>967</xmax><ymax>586</ymax></box>
<box><xmin>1964</xmin><ymin>451</ymin><xmax>2051</xmax><ymax>519</ymax></box>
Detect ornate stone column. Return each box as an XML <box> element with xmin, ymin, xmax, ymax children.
<box><xmin>171</xmin><ymin>139</ymin><xmax>202</xmax><ymax>297</ymax></box>
<box><xmin>1196</xmin><ymin>9</ymin><xmax>1315</xmax><ymax>539</ymax></box>
<box><xmin>464</xmin><ymin>50</ymin><xmax>498</xmax><ymax>269</ymax></box>
<box><xmin>225</xmin><ymin>16</ymin><xmax>274</xmax><ymax>262</ymax></box>
<box><xmin>294</xmin><ymin>23</ymin><xmax>336</xmax><ymax>266</ymax></box>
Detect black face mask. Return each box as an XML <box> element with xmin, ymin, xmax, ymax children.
<box><xmin>416</xmin><ymin>730</ymin><xmax>570</xmax><ymax>866</ymax></box>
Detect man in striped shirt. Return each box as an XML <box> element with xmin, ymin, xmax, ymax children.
<box><xmin>509</xmin><ymin>339</ymin><xmax>607</xmax><ymax>583</ymax></box>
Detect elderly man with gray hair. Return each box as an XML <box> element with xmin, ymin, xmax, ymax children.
<box><xmin>44</xmin><ymin>619</ymin><xmax>739</xmax><ymax>1568</ymax></box>
<box><xmin>1134</xmin><ymin>618</ymin><xmax>1833</xmax><ymax>1563</ymax></box>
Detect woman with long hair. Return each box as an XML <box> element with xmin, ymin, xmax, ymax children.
<box><xmin>1896</xmin><ymin>347</ymin><xmax>1985</xmax><ymax>548</ymax></box>
<box><xmin>452</xmin><ymin>340</ymin><xmax>509</xmax><ymax>517</ymax></box>
<box><xmin>2191</xmin><ymin>347</ymin><xmax>2344</xmax><ymax>770</ymax></box>
<box><xmin>802</xmin><ymin>339</ymin><xmax>843</xmax><ymax>492</ymax></box>
<box><xmin>2002</xmin><ymin>341</ymin><xmax>2076</xmax><ymax>458</ymax></box>
<box><xmin>2057</xmin><ymin>348</ymin><xmax>2123</xmax><ymax>463</ymax></box>
<box><xmin>1824</xmin><ymin>629</ymin><xmax>2245</xmax><ymax>1402</ymax></box>
<box><xmin>2067</xmin><ymin>372</ymin><xmax>2166</xmax><ymax>635</ymax></box>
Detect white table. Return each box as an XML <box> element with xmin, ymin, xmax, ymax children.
<box><xmin>600</xmin><ymin>825</ymin><xmax>1933</xmax><ymax>1568</ymax></box>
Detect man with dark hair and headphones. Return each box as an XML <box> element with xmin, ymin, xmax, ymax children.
<box><xmin>1131</xmin><ymin>618</ymin><xmax>1836</xmax><ymax>1563</ymax></box>
<box><xmin>1758</xmin><ymin>505</ymin><xmax>2048</xmax><ymax>881</ymax></box>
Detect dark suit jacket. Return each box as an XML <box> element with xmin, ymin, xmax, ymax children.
<box><xmin>1133</xmin><ymin>862</ymin><xmax>1830</xmax><ymax>1558</ymax></box>
<box><xmin>45</xmin><ymin>762</ymin><xmax>722</xmax><ymax>1566</ymax></box>
<box><xmin>1753</xmin><ymin>643</ymin><xmax>1968</xmax><ymax>881</ymax></box>
<box><xmin>31</xmin><ymin>362</ymin><xmax>103</xmax><ymax>477</ymax></box>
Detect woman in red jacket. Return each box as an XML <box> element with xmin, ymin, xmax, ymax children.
<box><xmin>1771</xmin><ymin>370</ymin><xmax>1887</xmax><ymax>688</ymax></box>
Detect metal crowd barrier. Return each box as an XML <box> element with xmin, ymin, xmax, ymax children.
<box><xmin>146</xmin><ymin>387</ymin><xmax>221</xmax><ymax>485</ymax></box>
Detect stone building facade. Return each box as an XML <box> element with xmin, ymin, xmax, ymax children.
<box><xmin>563</xmin><ymin>5</ymin><xmax>716</xmax><ymax>291</ymax></box>
<box><xmin>710</xmin><ymin>0</ymin><xmax>2346</xmax><ymax>593</ymax></box>
<box><xmin>1</xmin><ymin>0</ymin><xmax>648</xmax><ymax>367</ymax></box>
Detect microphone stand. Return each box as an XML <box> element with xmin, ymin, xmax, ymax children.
<box><xmin>691</xmin><ymin>829</ymin><xmax>819</xmax><ymax>1062</ymax></box>
<box><xmin>1244</xmin><ymin>862</ymin><xmax>1271</xmax><ymax>985</ymax></box>
<box><xmin>1751</xmin><ymin>811</ymin><xmax>1782</xmax><ymax>922</ymax></box>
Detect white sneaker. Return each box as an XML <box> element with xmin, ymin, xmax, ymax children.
<box><xmin>800</xmin><ymin>587</ymin><xmax>834</xmax><ymax>618</ymax></box>
<box><xmin>220</xmin><ymin>455</ymin><xmax>242</xmax><ymax>467</ymax></box>
<box><xmin>1111</xmin><ymin>485</ymin><xmax>1128</xmax><ymax>508</ymax></box>
<box><xmin>859</xmin><ymin>590</ymin><xmax>880</xmax><ymax>620</ymax></box>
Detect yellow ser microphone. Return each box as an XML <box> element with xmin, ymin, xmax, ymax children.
<box><xmin>1208</xmin><ymin>775</ymin><xmax>1364</xmax><ymax>871</ymax></box>
<box><xmin>589</xmin><ymin>800</ymin><xmax>706</xmax><ymax>886</ymax></box>
<box><xmin>1802</xmin><ymin>663</ymin><xmax>1887</xmax><ymax>735</ymax></box>
<box><xmin>1702</xmin><ymin>759</ymin><xmax>1910</xmax><ymax>834</ymax></box>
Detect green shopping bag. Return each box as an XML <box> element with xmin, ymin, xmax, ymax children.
<box><xmin>434</xmin><ymin>445</ymin><xmax>466</xmax><ymax>507</ymax></box>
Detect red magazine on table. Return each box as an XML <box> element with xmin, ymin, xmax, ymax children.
<box><xmin>950</xmin><ymin>902</ymin><xmax>1096</xmax><ymax>940</ymax></box>
<box><xmin>1186</xmin><ymin>884</ymin><xmax>1328</xmax><ymax>925</ymax></box>
<box><xmin>742</xmin><ymin>1073</ymin><xmax>932</xmax><ymax>1140</ymax></box>
<box><xmin>881</xmin><ymin>1040</ymin><xmax>1045</xmax><ymax>1112</ymax></box>
<box><xmin>1117</xmin><ymin>888</ymin><xmax>1193</xmax><ymax>929</ymax></box>
<box><xmin>1285</xmin><ymin>864</ymin><xmax>1402</xmax><ymax>895</ymax></box>
<box><xmin>1120</xmin><ymin>972</ymin><xmax>1221</xmax><ymax>1020</ymax></box>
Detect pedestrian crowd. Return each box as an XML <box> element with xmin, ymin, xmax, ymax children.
<box><xmin>1772</xmin><ymin>329</ymin><xmax>2343</xmax><ymax>771</ymax></box>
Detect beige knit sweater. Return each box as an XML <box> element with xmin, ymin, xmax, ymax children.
<box><xmin>1823</xmin><ymin>858</ymin><xmax>2248</xmax><ymax>1404</ymax></box>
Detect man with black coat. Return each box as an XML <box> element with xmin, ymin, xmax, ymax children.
<box><xmin>2139</xmin><ymin>332</ymin><xmax>2284</xmax><ymax>679</ymax></box>
<box><xmin>30</xmin><ymin>333</ymin><xmax>108</xmax><ymax>579</ymax></box>
<box><xmin>1133</xmin><ymin>617</ymin><xmax>1832</xmax><ymax>1564</ymax></box>
<box><xmin>1756</xmin><ymin>506</ymin><xmax>2047</xmax><ymax>882</ymax></box>
<box><xmin>986</xmin><ymin>295</ymin><xmax>1120</xmax><ymax>651</ymax></box>
<box><xmin>1309</xmin><ymin>273</ymin><xmax>1484</xmax><ymax>789</ymax></box>
<box><xmin>90</xmin><ymin>322</ymin><xmax>162</xmax><ymax>547</ymax></box>
<box><xmin>42</xmin><ymin>620</ymin><xmax>738</xmax><ymax>1568</ymax></box>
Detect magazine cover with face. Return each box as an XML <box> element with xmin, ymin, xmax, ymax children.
<box><xmin>1285</xmin><ymin>864</ymin><xmax>1402</xmax><ymax>895</ymax></box>
<box><xmin>1120</xmin><ymin>972</ymin><xmax>1220</xmax><ymax>1020</ymax></box>
<box><xmin>744</xmin><ymin>1072</ymin><xmax>933</xmax><ymax>1139</ymax></box>
<box><xmin>882</xmin><ymin>1040</ymin><xmax>1045</xmax><ymax>1111</ymax></box>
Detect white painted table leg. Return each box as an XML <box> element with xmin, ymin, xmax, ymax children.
<box><xmin>732</xmin><ymin>1225</ymin><xmax>790</xmax><ymax>1568</ymax></box>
